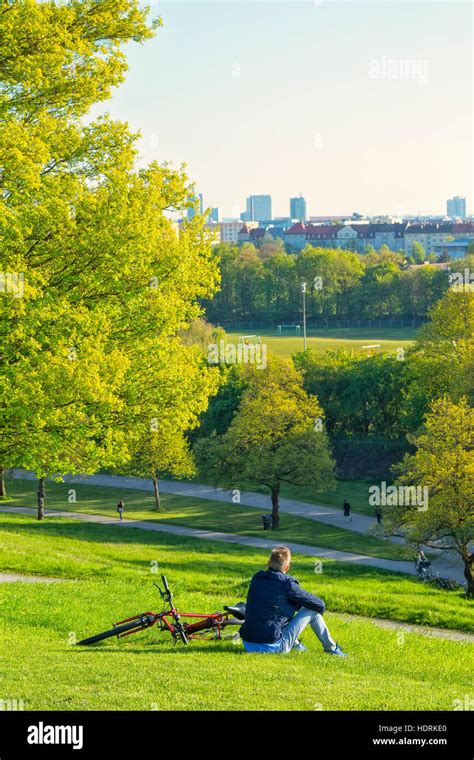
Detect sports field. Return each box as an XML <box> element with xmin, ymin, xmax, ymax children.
<box><xmin>226</xmin><ymin>326</ymin><xmax>417</xmax><ymax>357</ymax></box>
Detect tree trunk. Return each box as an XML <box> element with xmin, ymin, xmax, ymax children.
<box><xmin>152</xmin><ymin>474</ymin><xmax>161</xmax><ymax>512</ymax></box>
<box><xmin>271</xmin><ymin>486</ymin><xmax>280</xmax><ymax>529</ymax></box>
<box><xmin>37</xmin><ymin>477</ymin><xmax>45</xmax><ymax>521</ymax></box>
<box><xmin>0</xmin><ymin>468</ymin><xmax>6</xmax><ymax>498</ymax></box>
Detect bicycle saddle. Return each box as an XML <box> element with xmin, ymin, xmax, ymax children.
<box><xmin>223</xmin><ymin>602</ymin><xmax>246</xmax><ymax>620</ymax></box>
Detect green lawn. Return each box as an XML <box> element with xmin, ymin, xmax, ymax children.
<box><xmin>280</xmin><ymin>479</ymin><xmax>378</xmax><ymax>517</ymax></box>
<box><xmin>166</xmin><ymin>472</ymin><xmax>390</xmax><ymax>518</ymax></box>
<box><xmin>0</xmin><ymin>513</ymin><xmax>472</xmax><ymax>711</ymax></box>
<box><xmin>5</xmin><ymin>479</ymin><xmax>414</xmax><ymax>562</ymax></box>
<box><xmin>226</xmin><ymin>326</ymin><xmax>416</xmax><ymax>358</ymax></box>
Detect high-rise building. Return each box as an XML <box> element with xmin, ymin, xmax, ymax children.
<box><xmin>245</xmin><ymin>195</ymin><xmax>272</xmax><ymax>222</ymax></box>
<box><xmin>290</xmin><ymin>196</ymin><xmax>307</xmax><ymax>221</ymax></box>
<box><xmin>447</xmin><ymin>196</ymin><xmax>466</xmax><ymax>218</ymax></box>
<box><xmin>210</xmin><ymin>207</ymin><xmax>219</xmax><ymax>223</ymax></box>
<box><xmin>187</xmin><ymin>193</ymin><xmax>204</xmax><ymax>220</ymax></box>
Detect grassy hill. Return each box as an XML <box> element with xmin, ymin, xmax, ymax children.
<box><xmin>0</xmin><ymin>512</ymin><xmax>472</xmax><ymax>711</ymax></box>
<box><xmin>5</xmin><ymin>479</ymin><xmax>414</xmax><ymax>562</ymax></box>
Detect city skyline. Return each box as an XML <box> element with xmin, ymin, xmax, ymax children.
<box><xmin>187</xmin><ymin>191</ymin><xmax>469</xmax><ymax>222</ymax></box>
<box><xmin>90</xmin><ymin>1</ymin><xmax>472</xmax><ymax>218</ymax></box>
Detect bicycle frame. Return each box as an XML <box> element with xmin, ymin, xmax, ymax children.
<box><xmin>113</xmin><ymin>609</ymin><xmax>232</xmax><ymax>641</ymax></box>
<box><xmin>112</xmin><ymin>575</ymin><xmax>241</xmax><ymax>643</ymax></box>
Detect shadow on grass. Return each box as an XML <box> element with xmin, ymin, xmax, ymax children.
<box><xmin>71</xmin><ymin>643</ymin><xmax>241</xmax><ymax>655</ymax></box>
<box><xmin>0</xmin><ymin>517</ymin><xmax>416</xmax><ymax>587</ymax></box>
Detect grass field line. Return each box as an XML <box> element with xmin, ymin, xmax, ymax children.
<box><xmin>0</xmin><ymin>504</ymin><xmax>444</xmax><ymax>579</ymax></box>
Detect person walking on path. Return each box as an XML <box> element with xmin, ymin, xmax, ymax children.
<box><xmin>116</xmin><ymin>499</ymin><xmax>125</xmax><ymax>521</ymax></box>
<box><xmin>343</xmin><ymin>499</ymin><xmax>352</xmax><ymax>523</ymax></box>
<box><xmin>375</xmin><ymin>507</ymin><xmax>383</xmax><ymax>526</ymax></box>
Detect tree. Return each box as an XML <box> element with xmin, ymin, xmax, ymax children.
<box><xmin>353</xmin><ymin>260</ymin><xmax>402</xmax><ymax>318</ymax></box>
<box><xmin>0</xmin><ymin>1</ymin><xmax>220</xmax><ymax>515</ymax></box>
<box><xmin>263</xmin><ymin>251</ymin><xmax>299</xmax><ymax>322</ymax></box>
<box><xmin>396</xmin><ymin>266</ymin><xmax>449</xmax><ymax>318</ymax></box>
<box><xmin>296</xmin><ymin>247</ymin><xmax>364</xmax><ymax>319</ymax></box>
<box><xmin>404</xmin><ymin>290</ymin><xmax>474</xmax><ymax>431</ymax></box>
<box><xmin>191</xmin><ymin>364</ymin><xmax>248</xmax><ymax>442</ymax></box>
<box><xmin>127</xmin><ymin>426</ymin><xmax>195</xmax><ymax>512</ymax></box>
<box><xmin>411</xmin><ymin>241</ymin><xmax>426</xmax><ymax>264</ymax></box>
<box><xmin>195</xmin><ymin>356</ymin><xmax>335</xmax><ymax>527</ymax></box>
<box><xmin>385</xmin><ymin>398</ymin><xmax>474</xmax><ymax>596</ymax></box>
<box><xmin>178</xmin><ymin>318</ymin><xmax>225</xmax><ymax>353</ymax></box>
<box><xmin>295</xmin><ymin>348</ymin><xmax>409</xmax><ymax>439</ymax></box>
<box><xmin>120</xmin><ymin>339</ymin><xmax>219</xmax><ymax>510</ymax></box>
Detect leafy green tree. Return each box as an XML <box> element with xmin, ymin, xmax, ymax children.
<box><xmin>353</xmin><ymin>261</ymin><xmax>402</xmax><ymax>318</ymax></box>
<box><xmin>195</xmin><ymin>356</ymin><xmax>335</xmax><ymax>527</ymax></box>
<box><xmin>386</xmin><ymin>398</ymin><xmax>474</xmax><ymax>596</ymax></box>
<box><xmin>263</xmin><ymin>251</ymin><xmax>299</xmax><ymax>321</ymax></box>
<box><xmin>411</xmin><ymin>241</ymin><xmax>426</xmax><ymax>264</ymax></box>
<box><xmin>395</xmin><ymin>267</ymin><xmax>449</xmax><ymax>318</ymax></box>
<box><xmin>178</xmin><ymin>318</ymin><xmax>225</xmax><ymax>353</ymax></box>
<box><xmin>296</xmin><ymin>247</ymin><xmax>364</xmax><ymax>318</ymax></box>
<box><xmin>404</xmin><ymin>290</ymin><xmax>474</xmax><ymax>431</ymax></box>
<box><xmin>295</xmin><ymin>349</ymin><xmax>410</xmax><ymax>439</ymax></box>
<box><xmin>120</xmin><ymin>339</ymin><xmax>219</xmax><ymax>510</ymax></box>
<box><xmin>127</xmin><ymin>426</ymin><xmax>195</xmax><ymax>512</ymax></box>
<box><xmin>192</xmin><ymin>364</ymin><xmax>248</xmax><ymax>441</ymax></box>
<box><xmin>1</xmin><ymin>1</ymin><xmax>219</xmax><ymax>515</ymax></box>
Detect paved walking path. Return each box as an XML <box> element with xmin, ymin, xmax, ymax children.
<box><xmin>13</xmin><ymin>470</ymin><xmax>378</xmax><ymax>534</ymax></box>
<box><xmin>336</xmin><ymin>614</ymin><xmax>474</xmax><ymax>644</ymax></box>
<box><xmin>8</xmin><ymin>470</ymin><xmax>466</xmax><ymax>583</ymax></box>
<box><xmin>0</xmin><ymin>503</ymin><xmax>465</xmax><ymax>584</ymax></box>
<box><xmin>0</xmin><ymin>572</ymin><xmax>64</xmax><ymax>584</ymax></box>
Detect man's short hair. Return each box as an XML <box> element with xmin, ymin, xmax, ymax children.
<box><xmin>268</xmin><ymin>546</ymin><xmax>291</xmax><ymax>571</ymax></box>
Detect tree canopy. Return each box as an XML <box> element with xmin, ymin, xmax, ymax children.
<box><xmin>195</xmin><ymin>355</ymin><xmax>335</xmax><ymax>527</ymax></box>
<box><xmin>1</xmin><ymin>0</ymin><xmax>220</xmax><ymax>514</ymax></box>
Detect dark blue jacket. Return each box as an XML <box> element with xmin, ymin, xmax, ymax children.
<box><xmin>239</xmin><ymin>567</ymin><xmax>326</xmax><ymax>644</ymax></box>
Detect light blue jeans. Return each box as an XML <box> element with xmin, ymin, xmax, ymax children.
<box><xmin>279</xmin><ymin>607</ymin><xmax>337</xmax><ymax>654</ymax></box>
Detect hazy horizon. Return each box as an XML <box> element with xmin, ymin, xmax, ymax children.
<box><xmin>90</xmin><ymin>0</ymin><xmax>473</xmax><ymax>219</ymax></box>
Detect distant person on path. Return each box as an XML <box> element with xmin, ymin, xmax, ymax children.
<box><xmin>239</xmin><ymin>546</ymin><xmax>347</xmax><ymax>656</ymax></box>
<box><xmin>343</xmin><ymin>499</ymin><xmax>352</xmax><ymax>523</ymax></box>
<box><xmin>463</xmin><ymin>553</ymin><xmax>474</xmax><ymax>597</ymax></box>
<box><xmin>375</xmin><ymin>507</ymin><xmax>383</xmax><ymax>526</ymax></box>
<box><xmin>116</xmin><ymin>499</ymin><xmax>125</xmax><ymax>521</ymax></box>
<box><xmin>415</xmin><ymin>550</ymin><xmax>431</xmax><ymax>576</ymax></box>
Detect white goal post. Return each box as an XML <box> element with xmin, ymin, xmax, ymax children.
<box><xmin>277</xmin><ymin>325</ymin><xmax>301</xmax><ymax>335</ymax></box>
<box><xmin>238</xmin><ymin>335</ymin><xmax>262</xmax><ymax>346</ymax></box>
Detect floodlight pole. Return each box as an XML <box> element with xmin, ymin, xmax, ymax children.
<box><xmin>301</xmin><ymin>281</ymin><xmax>307</xmax><ymax>351</ymax></box>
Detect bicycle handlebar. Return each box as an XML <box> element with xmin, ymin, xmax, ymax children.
<box><xmin>162</xmin><ymin>575</ymin><xmax>170</xmax><ymax>594</ymax></box>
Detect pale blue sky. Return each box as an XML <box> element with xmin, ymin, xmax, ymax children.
<box><xmin>91</xmin><ymin>1</ymin><xmax>472</xmax><ymax>218</ymax></box>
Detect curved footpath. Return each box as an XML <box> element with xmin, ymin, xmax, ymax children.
<box><xmin>6</xmin><ymin>470</ymin><xmax>466</xmax><ymax>583</ymax></box>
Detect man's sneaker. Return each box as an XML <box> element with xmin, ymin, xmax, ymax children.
<box><xmin>292</xmin><ymin>640</ymin><xmax>307</xmax><ymax>652</ymax></box>
<box><xmin>325</xmin><ymin>643</ymin><xmax>348</xmax><ymax>657</ymax></box>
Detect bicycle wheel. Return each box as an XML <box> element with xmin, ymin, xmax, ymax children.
<box><xmin>77</xmin><ymin>616</ymin><xmax>153</xmax><ymax>646</ymax></box>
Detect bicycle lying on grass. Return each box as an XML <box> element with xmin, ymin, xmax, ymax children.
<box><xmin>78</xmin><ymin>575</ymin><xmax>246</xmax><ymax>646</ymax></box>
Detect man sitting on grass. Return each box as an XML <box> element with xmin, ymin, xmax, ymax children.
<box><xmin>239</xmin><ymin>546</ymin><xmax>347</xmax><ymax>656</ymax></box>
